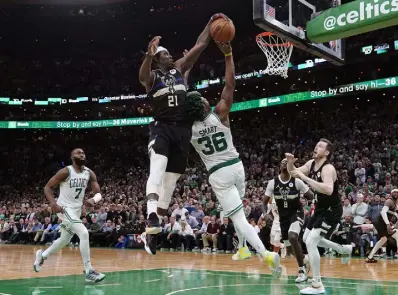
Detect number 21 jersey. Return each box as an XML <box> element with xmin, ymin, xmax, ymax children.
<box><xmin>191</xmin><ymin>112</ymin><xmax>239</xmax><ymax>171</ymax></box>
<box><xmin>57</xmin><ymin>165</ymin><xmax>90</xmax><ymax>209</ymax></box>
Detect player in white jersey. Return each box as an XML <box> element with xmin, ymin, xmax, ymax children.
<box><xmin>188</xmin><ymin>41</ymin><xmax>280</xmax><ymax>273</ymax></box>
<box><xmin>33</xmin><ymin>148</ymin><xmax>105</xmax><ymax>283</ymax></box>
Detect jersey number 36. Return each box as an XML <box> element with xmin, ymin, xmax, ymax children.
<box><xmin>198</xmin><ymin>132</ymin><xmax>228</xmax><ymax>155</ymax></box>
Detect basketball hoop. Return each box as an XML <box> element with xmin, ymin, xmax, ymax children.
<box><xmin>256</xmin><ymin>32</ymin><xmax>294</xmax><ymax>79</ymax></box>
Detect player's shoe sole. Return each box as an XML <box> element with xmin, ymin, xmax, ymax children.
<box><xmin>33</xmin><ymin>249</ymin><xmax>44</xmax><ymax>273</ymax></box>
<box><xmin>84</xmin><ymin>270</ymin><xmax>106</xmax><ymax>283</ymax></box>
<box><xmin>145</xmin><ymin>227</ymin><xmax>162</xmax><ymax>235</ymax></box>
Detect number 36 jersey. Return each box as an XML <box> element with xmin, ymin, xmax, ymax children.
<box><xmin>191</xmin><ymin>112</ymin><xmax>239</xmax><ymax>171</ymax></box>
<box><xmin>57</xmin><ymin>165</ymin><xmax>90</xmax><ymax>209</ymax></box>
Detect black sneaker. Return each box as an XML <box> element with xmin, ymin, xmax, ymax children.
<box><xmin>145</xmin><ymin>212</ymin><xmax>162</xmax><ymax>235</ymax></box>
<box><xmin>365</xmin><ymin>257</ymin><xmax>378</xmax><ymax>263</ymax></box>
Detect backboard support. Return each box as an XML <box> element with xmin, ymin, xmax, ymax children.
<box><xmin>253</xmin><ymin>0</ymin><xmax>345</xmax><ymax>66</ymax></box>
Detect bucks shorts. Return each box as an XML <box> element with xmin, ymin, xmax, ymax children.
<box><xmin>280</xmin><ymin>209</ymin><xmax>304</xmax><ymax>240</ymax></box>
<box><xmin>307</xmin><ymin>205</ymin><xmax>342</xmax><ymax>238</ymax></box>
<box><xmin>148</xmin><ymin>121</ymin><xmax>191</xmax><ymax>174</ymax></box>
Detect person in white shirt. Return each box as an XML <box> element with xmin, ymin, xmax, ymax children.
<box><xmin>161</xmin><ymin>216</ymin><xmax>182</xmax><ymax>251</ymax></box>
<box><xmin>351</xmin><ymin>194</ymin><xmax>368</xmax><ymax>225</ymax></box>
<box><xmin>354</xmin><ymin>162</ymin><xmax>366</xmax><ymax>186</ymax></box>
<box><xmin>180</xmin><ymin>221</ymin><xmax>195</xmax><ymax>250</ymax></box>
<box><xmin>194</xmin><ymin>216</ymin><xmax>210</xmax><ymax>251</ymax></box>
<box><xmin>171</xmin><ymin>202</ymin><xmax>189</xmax><ymax>221</ymax></box>
<box><xmin>342</xmin><ymin>198</ymin><xmax>352</xmax><ymax>220</ymax></box>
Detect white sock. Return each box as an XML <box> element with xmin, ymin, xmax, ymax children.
<box><xmin>230</xmin><ymin>210</ymin><xmax>266</xmax><ymax>256</ymax></box>
<box><xmin>233</xmin><ymin>222</ymin><xmax>246</xmax><ymax>248</ymax></box>
<box><xmin>368</xmin><ymin>237</ymin><xmax>387</xmax><ymax>258</ymax></box>
<box><xmin>147</xmin><ymin>200</ymin><xmax>158</xmax><ymax>217</ymax></box>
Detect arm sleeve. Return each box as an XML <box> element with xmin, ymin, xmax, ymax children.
<box><xmin>381</xmin><ymin>205</ymin><xmax>391</xmax><ymax>225</ymax></box>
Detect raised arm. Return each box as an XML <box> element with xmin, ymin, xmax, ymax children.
<box><xmin>285</xmin><ymin>153</ymin><xmax>312</xmax><ymax>176</ymax></box>
<box><xmin>139</xmin><ymin>36</ymin><xmax>160</xmax><ymax>92</ymax></box>
<box><xmin>214</xmin><ymin>42</ymin><xmax>235</xmax><ymax>122</ymax></box>
<box><xmin>292</xmin><ymin>164</ymin><xmax>336</xmax><ymax>196</ymax></box>
<box><xmin>44</xmin><ymin>168</ymin><xmax>69</xmax><ymax>213</ymax></box>
<box><xmin>182</xmin><ymin>49</ymin><xmax>192</xmax><ymax>88</ymax></box>
<box><xmin>175</xmin><ymin>14</ymin><xmax>227</xmax><ymax>74</ymax></box>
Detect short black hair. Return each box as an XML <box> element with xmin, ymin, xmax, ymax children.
<box><xmin>185</xmin><ymin>91</ymin><xmax>205</xmax><ymax>122</ymax></box>
<box><xmin>71</xmin><ymin>148</ymin><xmax>83</xmax><ymax>156</ymax></box>
<box><xmin>320</xmin><ymin>138</ymin><xmax>333</xmax><ymax>159</ymax></box>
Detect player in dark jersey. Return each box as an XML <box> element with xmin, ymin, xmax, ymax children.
<box><xmin>366</xmin><ymin>188</ymin><xmax>398</xmax><ymax>263</ymax></box>
<box><xmin>286</xmin><ymin>139</ymin><xmax>352</xmax><ymax>295</ymax></box>
<box><xmin>138</xmin><ymin>14</ymin><xmax>227</xmax><ymax>255</ymax></box>
<box><xmin>264</xmin><ymin>159</ymin><xmax>314</xmax><ymax>283</ymax></box>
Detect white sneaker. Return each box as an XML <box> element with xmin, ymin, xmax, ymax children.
<box><xmin>303</xmin><ymin>254</ymin><xmax>311</xmax><ymax>275</ymax></box>
<box><xmin>232</xmin><ymin>246</ymin><xmax>252</xmax><ymax>261</ymax></box>
<box><xmin>300</xmin><ymin>281</ymin><xmax>325</xmax><ymax>294</ymax></box>
<box><xmin>212</xmin><ymin>248</ymin><xmax>217</xmax><ymax>252</ymax></box>
<box><xmin>201</xmin><ymin>247</ymin><xmax>210</xmax><ymax>253</ymax></box>
<box><xmin>85</xmin><ymin>270</ymin><xmax>106</xmax><ymax>283</ymax></box>
<box><xmin>295</xmin><ymin>270</ymin><xmax>308</xmax><ymax>283</ymax></box>
<box><xmin>33</xmin><ymin>249</ymin><xmax>45</xmax><ymax>272</ymax></box>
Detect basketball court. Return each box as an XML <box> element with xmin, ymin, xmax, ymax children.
<box><xmin>1</xmin><ymin>1</ymin><xmax>397</xmax><ymax>295</ymax></box>
<box><xmin>1</xmin><ymin>245</ymin><xmax>398</xmax><ymax>295</ymax></box>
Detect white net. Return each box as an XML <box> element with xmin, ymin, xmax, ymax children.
<box><xmin>256</xmin><ymin>33</ymin><xmax>294</xmax><ymax>79</ymax></box>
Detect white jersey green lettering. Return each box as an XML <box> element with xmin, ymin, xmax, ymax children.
<box><xmin>191</xmin><ymin>112</ymin><xmax>239</xmax><ymax>171</ymax></box>
<box><xmin>57</xmin><ymin>165</ymin><xmax>90</xmax><ymax>209</ymax></box>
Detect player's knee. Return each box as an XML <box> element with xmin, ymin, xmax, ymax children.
<box><xmin>162</xmin><ymin>172</ymin><xmax>180</xmax><ymax>189</ymax></box>
<box><xmin>75</xmin><ymin>225</ymin><xmax>89</xmax><ymax>241</ymax></box>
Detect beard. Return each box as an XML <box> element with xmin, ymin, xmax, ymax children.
<box><xmin>281</xmin><ymin>168</ymin><xmax>288</xmax><ymax>173</ymax></box>
<box><xmin>73</xmin><ymin>157</ymin><xmax>86</xmax><ymax>166</ymax></box>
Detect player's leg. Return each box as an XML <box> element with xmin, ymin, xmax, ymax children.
<box><xmin>367</xmin><ymin>220</ymin><xmax>389</xmax><ymax>262</ymax></box>
<box><xmin>300</xmin><ymin>228</ymin><xmax>325</xmax><ymax>294</ymax></box>
<box><xmin>70</xmin><ymin>222</ymin><xmax>105</xmax><ymax>282</ymax></box>
<box><xmin>34</xmin><ymin>220</ymin><xmax>73</xmax><ymax>272</ymax></box>
<box><xmin>210</xmin><ymin>163</ymin><xmax>280</xmax><ymax>273</ymax></box>
<box><xmin>146</xmin><ymin>123</ymin><xmax>170</xmax><ymax>233</ymax></box>
<box><xmin>230</xmin><ymin>163</ymin><xmax>250</xmax><ymax>260</ymax></box>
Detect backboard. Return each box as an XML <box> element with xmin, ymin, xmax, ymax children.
<box><xmin>253</xmin><ymin>0</ymin><xmax>345</xmax><ymax>66</ymax></box>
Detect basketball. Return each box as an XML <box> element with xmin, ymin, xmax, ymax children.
<box><xmin>210</xmin><ymin>18</ymin><xmax>235</xmax><ymax>42</ymax></box>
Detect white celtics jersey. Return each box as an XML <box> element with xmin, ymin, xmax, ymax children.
<box><xmin>57</xmin><ymin>165</ymin><xmax>91</xmax><ymax>209</ymax></box>
<box><xmin>191</xmin><ymin>112</ymin><xmax>239</xmax><ymax>171</ymax></box>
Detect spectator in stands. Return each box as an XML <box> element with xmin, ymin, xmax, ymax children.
<box><xmin>351</xmin><ymin>194</ymin><xmax>368</xmax><ymax>225</ymax></box>
<box><xmin>161</xmin><ymin>216</ymin><xmax>181</xmax><ymax>252</ymax></box>
<box><xmin>342</xmin><ymin>198</ymin><xmax>352</xmax><ymax>220</ymax></box>
<box><xmin>180</xmin><ymin>221</ymin><xmax>195</xmax><ymax>251</ymax></box>
<box><xmin>367</xmin><ymin>194</ymin><xmax>383</xmax><ymax>223</ymax></box>
<box><xmin>172</xmin><ymin>202</ymin><xmax>189</xmax><ymax>221</ymax></box>
<box><xmin>202</xmin><ymin>216</ymin><xmax>220</xmax><ymax>253</ymax></box>
<box><xmin>217</xmin><ymin>217</ymin><xmax>235</xmax><ymax>253</ymax></box>
<box><xmin>190</xmin><ymin>203</ymin><xmax>205</xmax><ymax>224</ymax></box>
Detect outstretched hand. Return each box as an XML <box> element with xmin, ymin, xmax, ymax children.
<box><xmin>216</xmin><ymin>41</ymin><xmax>232</xmax><ymax>55</ymax></box>
<box><xmin>147</xmin><ymin>36</ymin><xmax>161</xmax><ymax>57</ymax></box>
<box><xmin>209</xmin><ymin>13</ymin><xmax>229</xmax><ymax>24</ymax></box>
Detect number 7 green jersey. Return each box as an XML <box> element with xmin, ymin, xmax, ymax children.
<box><xmin>191</xmin><ymin>112</ymin><xmax>239</xmax><ymax>171</ymax></box>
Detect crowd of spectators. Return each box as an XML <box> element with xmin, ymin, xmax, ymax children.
<box><xmin>1</xmin><ymin>92</ymin><xmax>397</xmax><ymax>257</ymax></box>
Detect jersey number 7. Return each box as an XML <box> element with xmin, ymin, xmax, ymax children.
<box><xmin>75</xmin><ymin>188</ymin><xmax>83</xmax><ymax>199</ymax></box>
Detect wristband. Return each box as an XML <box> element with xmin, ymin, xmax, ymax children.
<box><xmin>225</xmin><ymin>52</ymin><xmax>232</xmax><ymax>57</ymax></box>
<box><xmin>93</xmin><ymin>193</ymin><xmax>102</xmax><ymax>203</ymax></box>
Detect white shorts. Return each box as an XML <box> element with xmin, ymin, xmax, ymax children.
<box><xmin>209</xmin><ymin>161</ymin><xmax>245</xmax><ymax>218</ymax></box>
<box><xmin>57</xmin><ymin>207</ymin><xmax>82</xmax><ymax>235</ymax></box>
<box><xmin>270</xmin><ymin>223</ymin><xmax>282</xmax><ymax>247</ymax></box>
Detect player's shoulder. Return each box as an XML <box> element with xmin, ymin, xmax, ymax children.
<box><xmin>385</xmin><ymin>198</ymin><xmax>395</xmax><ymax>207</ymax></box>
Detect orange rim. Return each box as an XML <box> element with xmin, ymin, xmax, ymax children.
<box><xmin>256</xmin><ymin>32</ymin><xmax>293</xmax><ymax>47</ymax></box>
